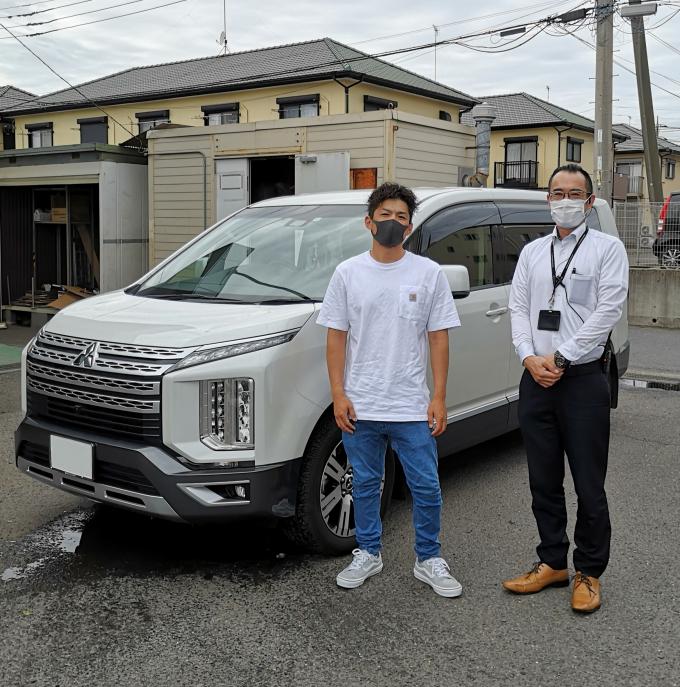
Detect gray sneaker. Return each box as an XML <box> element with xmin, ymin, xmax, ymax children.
<box><xmin>413</xmin><ymin>557</ymin><xmax>463</xmax><ymax>597</ymax></box>
<box><xmin>336</xmin><ymin>548</ymin><xmax>383</xmax><ymax>589</ymax></box>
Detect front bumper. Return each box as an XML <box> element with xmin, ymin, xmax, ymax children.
<box><xmin>15</xmin><ymin>416</ymin><xmax>301</xmax><ymax>523</ymax></box>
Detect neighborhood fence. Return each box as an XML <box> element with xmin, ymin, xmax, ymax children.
<box><xmin>612</xmin><ymin>201</ymin><xmax>664</xmax><ymax>268</ymax></box>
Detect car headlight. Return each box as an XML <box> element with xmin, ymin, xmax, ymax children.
<box><xmin>173</xmin><ymin>330</ymin><xmax>299</xmax><ymax>371</ymax></box>
<box><xmin>200</xmin><ymin>378</ymin><xmax>254</xmax><ymax>450</ymax></box>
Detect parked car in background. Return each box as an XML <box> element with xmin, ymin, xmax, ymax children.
<box><xmin>15</xmin><ymin>189</ymin><xmax>630</xmax><ymax>554</ymax></box>
<box><xmin>655</xmin><ymin>192</ymin><xmax>680</xmax><ymax>268</ymax></box>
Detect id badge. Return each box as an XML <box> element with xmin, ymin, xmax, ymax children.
<box><xmin>538</xmin><ymin>309</ymin><xmax>561</xmax><ymax>331</ymax></box>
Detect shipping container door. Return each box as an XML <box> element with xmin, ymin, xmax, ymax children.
<box><xmin>215</xmin><ymin>158</ymin><xmax>249</xmax><ymax>221</ymax></box>
<box><xmin>295</xmin><ymin>152</ymin><xmax>350</xmax><ymax>195</ymax></box>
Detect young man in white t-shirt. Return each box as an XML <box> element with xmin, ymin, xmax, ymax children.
<box><xmin>317</xmin><ymin>182</ymin><xmax>463</xmax><ymax>597</ymax></box>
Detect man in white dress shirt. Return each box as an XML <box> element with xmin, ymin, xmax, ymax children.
<box><xmin>504</xmin><ymin>163</ymin><xmax>629</xmax><ymax>613</ymax></box>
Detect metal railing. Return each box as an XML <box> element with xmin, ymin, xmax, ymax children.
<box><xmin>494</xmin><ymin>161</ymin><xmax>539</xmax><ymax>189</ymax></box>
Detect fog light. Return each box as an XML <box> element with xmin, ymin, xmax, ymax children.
<box><xmin>200</xmin><ymin>378</ymin><xmax>254</xmax><ymax>450</ymax></box>
<box><xmin>234</xmin><ymin>484</ymin><xmax>247</xmax><ymax>499</ymax></box>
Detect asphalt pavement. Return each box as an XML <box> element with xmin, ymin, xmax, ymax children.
<box><xmin>1</xmin><ymin>327</ymin><xmax>679</xmax><ymax>685</ymax></box>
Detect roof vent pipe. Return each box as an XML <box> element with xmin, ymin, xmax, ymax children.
<box><xmin>467</xmin><ymin>102</ymin><xmax>497</xmax><ymax>187</ymax></box>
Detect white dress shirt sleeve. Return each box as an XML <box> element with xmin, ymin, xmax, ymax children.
<box><xmin>558</xmin><ymin>240</ymin><xmax>629</xmax><ymax>362</ymax></box>
<box><xmin>509</xmin><ymin>246</ymin><xmax>536</xmax><ymax>363</ymax></box>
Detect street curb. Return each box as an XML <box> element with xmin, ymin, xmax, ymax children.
<box><xmin>624</xmin><ymin>368</ymin><xmax>680</xmax><ymax>384</ymax></box>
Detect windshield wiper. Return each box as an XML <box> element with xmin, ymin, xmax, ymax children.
<box><xmin>231</xmin><ymin>269</ymin><xmax>314</xmax><ymax>301</ymax></box>
<box><xmin>254</xmin><ymin>298</ymin><xmax>320</xmax><ymax>304</ymax></box>
<box><xmin>136</xmin><ymin>290</ymin><xmax>249</xmax><ymax>303</ymax></box>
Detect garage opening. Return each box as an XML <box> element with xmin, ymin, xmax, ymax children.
<box><xmin>250</xmin><ymin>156</ymin><xmax>295</xmax><ymax>203</ymax></box>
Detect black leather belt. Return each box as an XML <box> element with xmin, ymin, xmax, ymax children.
<box><xmin>563</xmin><ymin>361</ymin><xmax>604</xmax><ymax>378</ymax></box>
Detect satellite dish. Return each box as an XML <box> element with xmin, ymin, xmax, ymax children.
<box><xmin>218</xmin><ymin>31</ymin><xmax>226</xmax><ymax>45</ymax></box>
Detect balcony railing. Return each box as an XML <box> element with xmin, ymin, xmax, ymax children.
<box><xmin>494</xmin><ymin>160</ymin><xmax>539</xmax><ymax>189</ymax></box>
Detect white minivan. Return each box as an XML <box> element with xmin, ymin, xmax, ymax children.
<box><xmin>15</xmin><ymin>188</ymin><xmax>630</xmax><ymax>554</ymax></box>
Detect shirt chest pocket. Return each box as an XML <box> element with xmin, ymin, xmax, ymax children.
<box><xmin>398</xmin><ymin>285</ymin><xmax>428</xmax><ymax>323</ymax></box>
<box><xmin>568</xmin><ymin>273</ymin><xmax>596</xmax><ymax>306</ymax></box>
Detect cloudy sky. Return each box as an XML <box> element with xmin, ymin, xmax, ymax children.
<box><xmin>1</xmin><ymin>0</ymin><xmax>679</xmax><ymax>141</ymax></box>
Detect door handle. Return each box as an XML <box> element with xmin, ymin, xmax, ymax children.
<box><xmin>485</xmin><ymin>307</ymin><xmax>508</xmax><ymax>317</ymax></box>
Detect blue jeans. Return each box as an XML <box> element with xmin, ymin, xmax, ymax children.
<box><xmin>342</xmin><ymin>420</ymin><xmax>442</xmax><ymax>561</ymax></box>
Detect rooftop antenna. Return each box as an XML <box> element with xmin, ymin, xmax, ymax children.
<box><xmin>546</xmin><ymin>85</ymin><xmax>550</xmax><ymax>101</ymax></box>
<box><xmin>217</xmin><ymin>0</ymin><xmax>229</xmax><ymax>55</ymax></box>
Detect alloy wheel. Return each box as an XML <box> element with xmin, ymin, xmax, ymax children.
<box><xmin>661</xmin><ymin>248</ymin><xmax>680</xmax><ymax>268</ymax></box>
<box><xmin>319</xmin><ymin>442</ymin><xmax>384</xmax><ymax>538</ymax></box>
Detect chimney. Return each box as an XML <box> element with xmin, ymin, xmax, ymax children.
<box><xmin>468</xmin><ymin>102</ymin><xmax>497</xmax><ymax>187</ymax></box>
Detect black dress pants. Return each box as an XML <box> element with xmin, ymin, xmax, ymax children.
<box><xmin>518</xmin><ymin>362</ymin><xmax>611</xmax><ymax>578</ymax></box>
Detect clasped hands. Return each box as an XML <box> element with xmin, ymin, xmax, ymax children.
<box><xmin>523</xmin><ymin>353</ymin><xmax>564</xmax><ymax>389</ymax></box>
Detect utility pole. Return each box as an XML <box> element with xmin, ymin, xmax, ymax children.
<box><xmin>593</xmin><ymin>0</ymin><xmax>614</xmax><ymax>205</ymax></box>
<box><xmin>625</xmin><ymin>0</ymin><xmax>663</xmax><ymax>203</ymax></box>
<box><xmin>433</xmin><ymin>25</ymin><xmax>439</xmax><ymax>81</ymax></box>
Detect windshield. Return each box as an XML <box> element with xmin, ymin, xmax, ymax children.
<box><xmin>135</xmin><ymin>205</ymin><xmax>371</xmax><ymax>302</ymax></box>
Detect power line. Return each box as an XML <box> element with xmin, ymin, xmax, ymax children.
<box><xmin>0</xmin><ymin>0</ymin><xmax>186</xmax><ymax>37</ymax></box>
<box><xmin>0</xmin><ymin>1</ymin><xmax>61</xmax><ymax>11</ymax></box>
<box><xmin>0</xmin><ymin>0</ymin><xmax>95</xmax><ymax>19</ymax></box>
<box><xmin>0</xmin><ymin>19</ymin><xmax>139</xmax><ymax>142</ymax></box>
<box><xmin>5</xmin><ymin>0</ymin><xmax>147</xmax><ymax>28</ymax></box>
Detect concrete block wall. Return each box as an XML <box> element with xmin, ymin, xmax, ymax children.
<box><xmin>628</xmin><ymin>268</ymin><xmax>680</xmax><ymax>328</ymax></box>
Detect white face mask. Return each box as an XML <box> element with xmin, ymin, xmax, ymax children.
<box><xmin>550</xmin><ymin>198</ymin><xmax>588</xmax><ymax>230</ymax></box>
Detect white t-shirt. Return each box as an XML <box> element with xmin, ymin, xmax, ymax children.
<box><xmin>317</xmin><ymin>250</ymin><xmax>461</xmax><ymax>422</ymax></box>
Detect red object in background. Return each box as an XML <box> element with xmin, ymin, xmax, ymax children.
<box><xmin>658</xmin><ymin>195</ymin><xmax>671</xmax><ymax>236</ymax></box>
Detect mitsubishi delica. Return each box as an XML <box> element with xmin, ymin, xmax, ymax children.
<box><xmin>15</xmin><ymin>188</ymin><xmax>630</xmax><ymax>554</ymax></box>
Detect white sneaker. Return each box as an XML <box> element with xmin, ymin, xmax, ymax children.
<box><xmin>336</xmin><ymin>548</ymin><xmax>383</xmax><ymax>589</ymax></box>
<box><xmin>413</xmin><ymin>557</ymin><xmax>463</xmax><ymax>598</ymax></box>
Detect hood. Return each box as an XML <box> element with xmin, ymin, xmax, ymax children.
<box><xmin>45</xmin><ymin>291</ymin><xmax>316</xmax><ymax>348</ymax></box>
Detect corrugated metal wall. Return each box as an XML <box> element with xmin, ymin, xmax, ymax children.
<box><xmin>394</xmin><ymin>121</ymin><xmax>475</xmax><ymax>187</ymax></box>
<box><xmin>0</xmin><ymin>187</ymin><xmax>32</xmax><ymax>305</ymax></box>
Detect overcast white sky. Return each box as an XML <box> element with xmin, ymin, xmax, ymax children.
<box><xmin>1</xmin><ymin>0</ymin><xmax>679</xmax><ymax>141</ymax></box>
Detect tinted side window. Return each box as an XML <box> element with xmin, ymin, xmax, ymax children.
<box><xmin>588</xmin><ymin>207</ymin><xmax>602</xmax><ymax>231</ymax></box>
<box><xmin>421</xmin><ymin>203</ymin><xmax>500</xmax><ymax>289</ymax></box>
<box><xmin>496</xmin><ymin>224</ymin><xmax>553</xmax><ymax>283</ymax></box>
<box><xmin>496</xmin><ymin>201</ymin><xmax>553</xmax><ymax>225</ymax></box>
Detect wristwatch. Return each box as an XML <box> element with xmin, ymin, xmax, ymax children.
<box><xmin>554</xmin><ymin>350</ymin><xmax>571</xmax><ymax>370</ymax></box>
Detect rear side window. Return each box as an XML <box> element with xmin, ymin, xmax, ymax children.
<box><xmin>420</xmin><ymin>202</ymin><xmax>501</xmax><ymax>289</ymax></box>
<box><xmin>494</xmin><ymin>201</ymin><xmax>553</xmax><ymax>283</ymax></box>
<box><xmin>496</xmin><ymin>225</ymin><xmax>552</xmax><ymax>283</ymax></box>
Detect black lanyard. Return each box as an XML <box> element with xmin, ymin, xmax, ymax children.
<box><xmin>550</xmin><ymin>227</ymin><xmax>589</xmax><ymax>305</ymax></box>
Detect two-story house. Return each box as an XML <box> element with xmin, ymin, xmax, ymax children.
<box><xmin>460</xmin><ymin>92</ymin><xmax>627</xmax><ymax>190</ymax></box>
<box><xmin>612</xmin><ymin>122</ymin><xmax>680</xmax><ymax>202</ymax></box>
<box><xmin>0</xmin><ymin>38</ymin><xmax>479</xmax><ymax>320</ymax></box>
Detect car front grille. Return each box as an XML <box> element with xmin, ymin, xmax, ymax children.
<box><xmin>26</xmin><ymin>331</ymin><xmax>192</xmax><ymax>445</ymax></box>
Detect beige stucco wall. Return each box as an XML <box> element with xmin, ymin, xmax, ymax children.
<box><xmin>487</xmin><ymin>126</ymin><xmax>596</xmax><ymax>188</ymax></box>
<box><xmin>11</xmin><ymin>79</ymin><xmax>461</xmax><ymax>150</ymax></box>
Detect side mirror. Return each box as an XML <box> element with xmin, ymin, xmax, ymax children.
<box><xmin>440</xmin><ymin>264</ymin><xmax>470</xmax><ymax>299</ymax></box>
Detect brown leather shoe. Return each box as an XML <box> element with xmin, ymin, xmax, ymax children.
<box><xmin>571</xmin><ymin>572</ymin><xmax>601</xmax><ymax>613</ymax></box>
<box><xmin>502</xmin><ymin>562</ymin><xmax>569</xmax><ymax>594</ymax></box>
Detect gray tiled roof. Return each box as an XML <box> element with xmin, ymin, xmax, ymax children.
<box><xmin>0</xmin><ymin>85</ymin><xmax>36</xmax><ymax>113</ymax></box>
<box><xmin>461</xmin><ymin>92</ymin><xmax>625</xmax><ymax>140</ymax></box>
<box><xmin>613</xmin><ymin>122</ymin><xmax>680</xmax><ymax>154</ymax></box>
<box><xmin>5</xmin><ymin>38</ymin><xmax>477</xmax><ymax>115</ymax></box>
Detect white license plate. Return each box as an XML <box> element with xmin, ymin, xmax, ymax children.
<box><xmin>50</xmin><ymin>435</ymin><xmax>93</xmax><ymax>480</ymax></box>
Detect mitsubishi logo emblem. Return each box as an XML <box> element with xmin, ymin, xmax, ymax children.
<box><xmin>73</xmin><ymin>342</ymin><xmax>99</xmax><ymax>368</ymax></box>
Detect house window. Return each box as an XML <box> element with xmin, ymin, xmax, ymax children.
<box><xmin>666</xmin><ymin>159</ymin><xmax>676</xmax><ymax>180</ymax></box>
<box><xmin>364</xmin><ymin>95</ymin><xmax>398</xmax><ymax>112</ymax></box>
<box><xmin>505</xmin><ymin>137</ymin><xmax>538</xmax><ymax>163</ymax></box>
<box><xmin>566</xmin><ymin>137</ymin><xmax>583</xmax><ymax>163</ymax></box>
<box><xmin>2</xmin><ymin>120</ymin><xmax>15</xmax><ymax>150</ymax></box>
<box><xmin>439</xmin><ymin>110</ymin><xmax>452</xmax><ymax>122</ymax></box>
<box><xmin>136</xmin><ymin>109</ymin><xmax>170</xmax><ymax>133</ymax></box>
<box><xmin>78</xmin><ymin>116</ymin><xmax>108</xmax><ymax>144</ymax></box>
<box><xmin>27</xmin><ymin>122</ymin><xmax>53</xmax><ymax>148</ymax></box>
<box><xmin>202</xmin><ymin>102</ymin><xmax>239</xmax><ymax>126</ymax></box>
<box><xmin>276</xmin><ymin>95</ymin><xmax>319</xmax><ymax>119</ymax></box>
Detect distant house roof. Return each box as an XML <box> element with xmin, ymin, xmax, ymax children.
<box><xmin>5</xmin><ymin>38</ymin><xmax>477</xmax><ymax>116</ymax></box>
<box><xmin>461</xmin><ymin>92</ymin><xmax>627</xmax><ymax>141</ymax></box>
<box><xmin>0</xmin><ymin>85</ymin><xmax>36</xmax><ymax>113</ymax></box>
<box><xmin>613</xmin><ymin>122</ymin><xmax>680</xmax><ymax>155</ymax></box>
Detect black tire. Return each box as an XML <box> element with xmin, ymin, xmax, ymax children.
<box><xmin>283</xmin><ymin>414</ymin><xmax>395</xmax><ymax>555</ymax></box>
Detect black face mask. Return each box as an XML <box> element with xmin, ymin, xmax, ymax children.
<box><xmin>372</xmin><ymin>219</ymin><xmax>408</xmax><ymax>248</ymax></box>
